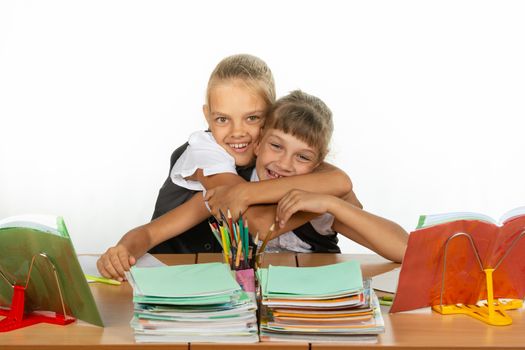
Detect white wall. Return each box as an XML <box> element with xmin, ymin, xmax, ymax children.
<box><xmin>1</xmin><ymin>1</ymin><xmax>524</xmax><ymax>254</ymax></box>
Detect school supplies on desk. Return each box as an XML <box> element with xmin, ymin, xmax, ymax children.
<box><xmin>0</xmin><ymin>215</ymin><xmax>103</xmax><ymax>331</ymax></box>
<box><xmin>391</xmin><ymin>207</ymin><xmax>525</xmax><ymax>325</ymax></box>
<box><xmin>209</xmin><ymin>211</ymin><xmax>259</xmax><ymax>304</ymax></box>
<box><xmin>84</xmin><ymin>274</ymin><xmax>121</xmax><ymax>285</ymax></box>
<box><xmin>257</xmin><ymin>261</ymin><xmax>384</xmax><ymax>343</ymax></box>
<box><xmin>127</xmin><ymin>262</ymin><xmax>258</xmax><ymax>343</ymax></box>
<box><xmin>209</xmin><ymin>211</ymin><xmax>263</xmax><ymax>270</ymax></box>
<box><xmin>256</xmin><ymin>223</ymin><xmax>275</xmax><ymax>268</ymax></box>
<box><xmin>378</xmin><ymin>295</ymin><xmax>393</xmax><ymax>306</ymax></box>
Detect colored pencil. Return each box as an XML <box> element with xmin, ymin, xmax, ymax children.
<box><xmin>256</xmin><ymin>223</ymin><xmax>275</xmax><ymax>267</ymax></box>
<box><xmin>227</xmin><ymin>209</ymin><xmax>233</xmax><ymax>236</ymax></box>
<box><xmin>235</xmin><ymin>241</ymin><xmax>243</xmax><ymax>268</ymax></box>
<box><xmin>243</xmin><ymin>218</ymin><xmax>249</xmax><ymax>263</ymax></box>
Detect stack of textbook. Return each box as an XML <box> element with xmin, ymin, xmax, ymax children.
<box><xmin>127</xmin><ymin>262</ymin><xmax>258</xmax><ymax>343</ymax></box>
<box><xmin>258</xmin><ymin>261</ymin><xmax>384</xmax><ymax>343</ymax></box>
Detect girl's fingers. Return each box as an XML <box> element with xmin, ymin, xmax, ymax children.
<box><xmin>98</xmin><ymin>246</ymin><xmax>134</xmax><ymax>281</ymax></box>
<box><xmin>280</xmin><ymin>198</ymin><xmax>302</xmax><ymax>227</ymax></box>
<box><xmin>118</xmin><ymin>249</ymin><xmax>132</xmax><ymax>272</ymax></box>
<box><xmin>203</xmin><ymin>189</ymin><xmax>215</xmax><ymax>201</ymax></box>
<box><xmin>277</xmin><ymin>194</ymin><xmax>302</xmax><ymax>228</ymax></box>
<box><xmin>96</xmin><ymin>257</ymin><xmax>112</xmax><ymax>279</ymax></box>
<box><xmin>109</xmin><ymin>255</ymin><xmax>126</xmax><ymax>281</ymax></box>
<box><xmin>276</xmin><ymin>191</ymin><xmax>296</xmax><ymax>215</ymax></box>
<box><xmin>99</xmin><ymin>254</ymin><xmax>120</xmax><ymax>280</ymax></box>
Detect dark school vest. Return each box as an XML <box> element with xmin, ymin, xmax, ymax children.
<box><xmin>149</xmin><ymin>141</ymin><xmax>253</xmax><ymax>254</ymax></box>
<box><xmin>149</xmin><ymin>140</ymin><xmax>340</xmax><ymax>253</ymax></box>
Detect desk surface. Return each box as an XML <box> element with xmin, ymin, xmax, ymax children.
<box><xmin>1</xmin><ymin>253</ymin><xmax>523</xmax><ymax>349</ymax></box>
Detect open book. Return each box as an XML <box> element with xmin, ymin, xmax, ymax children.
<box><xmin>391</xmin><ymin>206</ymin><xmax>525</xmax><ymax>313</ymax></box>
<box><xmin>416</xmin><ymin>206</ymin><xmax>525</xmax><ymax>229</ymax></box>
<box><xmin>0</xmin><ymin>215</ymin><xmax>103</xmax><ymax>326</ymax></box>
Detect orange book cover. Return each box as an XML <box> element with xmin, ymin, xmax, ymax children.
<box><xmin>390</xmin><ymin>209</ymin><xmax>525</xmax><ymax>313</ymax></box>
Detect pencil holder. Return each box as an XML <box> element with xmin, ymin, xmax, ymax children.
<box><xmin>234</xmin><ymin>269</ymin><xmax>256</xmax><ymax>293</ymax></box>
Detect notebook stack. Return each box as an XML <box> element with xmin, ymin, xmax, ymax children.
<box><xmin>257</xmin><ymin>261</ymin><xmax>384</xmax><ymax>343</ymax></box>
<box><xmin>127</xmin><ymin>262</ymin><xmax>258</xmax><ymax>343</ymax></box>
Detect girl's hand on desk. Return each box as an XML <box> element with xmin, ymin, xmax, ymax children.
<box><xmin>97</xmin><ymin>245</ymin><xmax>136</xmax><ymax>281</ymax></box>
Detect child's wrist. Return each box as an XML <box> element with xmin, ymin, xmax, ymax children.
<box><xmin>326</xmin><ymin>196</ymin><xmax>342</xmax><ymax>215</ymax></box>
<box><xmin>236</xmin><ymin>182</ymin><xmax>252</xmax><ymax>207</ymax></box>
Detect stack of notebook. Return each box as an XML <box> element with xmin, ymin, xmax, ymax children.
<box><xmin>257</xmin><ymin>261</ymin><xmax>384</xmax><ymax>343</ymax></box>
<box><xmin>127</xmin><ymin>262</ymin><xmax>258</xmax><ymax>343</ymax></box>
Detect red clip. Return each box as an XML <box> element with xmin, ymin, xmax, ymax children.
<box><xmin>0</xmin><ymin>285</ymin><xmax>75</xmax><ymax>332</ymax></box>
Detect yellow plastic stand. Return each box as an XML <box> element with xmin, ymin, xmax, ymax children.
<box><xmin>432</xmin><ymin>268</ymin><xmax>523</xmax><ymax>326</ymax></box>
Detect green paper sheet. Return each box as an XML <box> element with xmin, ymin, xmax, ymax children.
<box><xmin>264</xmin><ymin>261</ymin><xmax>363</xmax><ymax>297</ymax></box>
<box><xmin>130</xmin><ymin>262</ymin><xmax>240</xmax><ymax>298</ymax></box>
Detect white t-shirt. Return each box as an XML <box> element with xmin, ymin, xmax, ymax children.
<box><xmin>250</xmin><ymin>170</ymin><xmax>336</xmax><ymax>253</ymax></box>
<box><xmin>170</xmin><ymin>131</ymin><xmax>237</xmax><ymax>191</ymax></box>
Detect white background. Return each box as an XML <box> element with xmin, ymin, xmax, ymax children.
<box><xmin>1</xmin><ymin>1</ymin><xmax>524</xmax><ymax>254</ymax></box>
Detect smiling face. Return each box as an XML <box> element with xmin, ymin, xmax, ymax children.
<box><xmin>204</xmin><ymin>79</ymin><xmax>268</xmax><ymax>167</ymax></box>
<box><xmin>254</xmin><ymin>129</ymin><xmax>320</xmax><ymax>180</ymax></box>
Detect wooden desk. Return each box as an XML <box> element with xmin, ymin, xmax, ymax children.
<box><xmin>0</xmin><ymin>254</ymin><xmax>524</xmax><ymax>349</ymax></box>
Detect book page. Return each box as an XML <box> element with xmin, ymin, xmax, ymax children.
<box><xmin>417</xmin><ymin>211</ymin><xmax>496</xmax><ymax>229</ymax></box>
<box><xmin>371</xmin><ymin>267</ymin><xmax>399</xmax><ymax>293</ymax></box>
<box><xmin>0</xmin><ymin>214</ymin><xmax>60</xmax><ymax>235</ymax></box>
<box><xmin>500</xmin><ymin>206</ymin><xmax>525</xmax><ymax>224</ymax></box>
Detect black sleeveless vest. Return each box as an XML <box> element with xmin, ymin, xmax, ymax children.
<box><xmin>149</xmin><ymin>142</ymin><xmax>253</xmax><ymax>254</ymax></box>
<box><xmin>149</xmin><ymin>141</ymin><xmax>340</xmax><ymax>253</ymax></box>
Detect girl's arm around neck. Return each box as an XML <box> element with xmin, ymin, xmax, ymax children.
<box><xmin>229</xmin><ymin>162</ymin><xmax>352</xmax><ymax>209</ymax></box>
<box><xmin>195</xmin><ymin>169</ymin><xmax>246</xmax><ymax>190</ymax></box>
